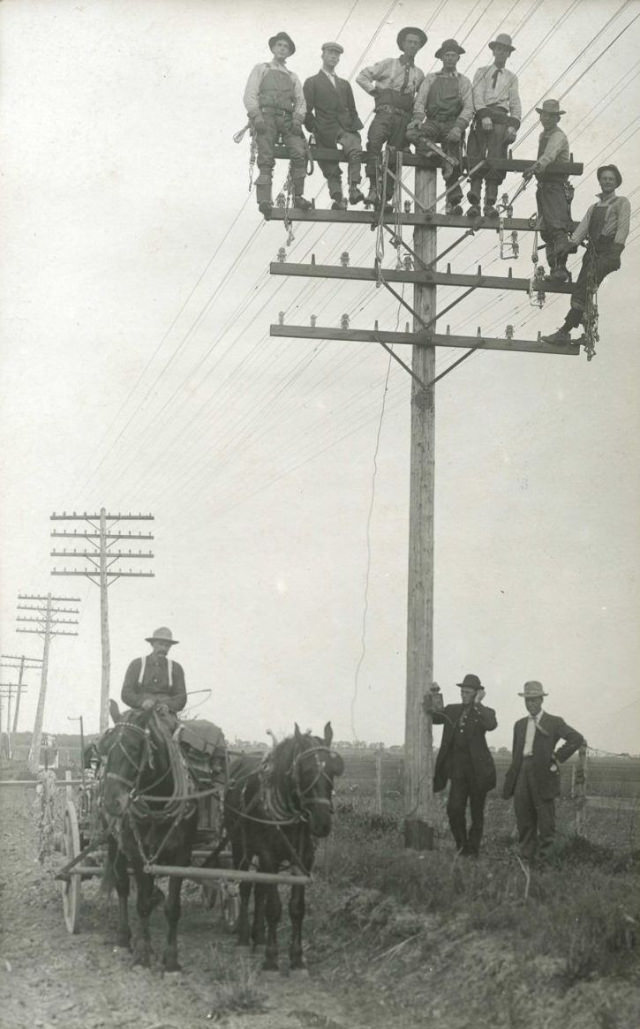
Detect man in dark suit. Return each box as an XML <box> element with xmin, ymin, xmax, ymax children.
<box><xmin>303</xmin><ymin>43</ymin><xmax>365</xmax><ymax>209</ymax></box>
<box><xmin>503</xmin><ymin>681</ymin><xmax>584</xmax><ymax>862</ymax></box>
<box><xmin>425</xmin><ymin>673</ymin><xmax>497</xmax><ymax>856</ymax></box>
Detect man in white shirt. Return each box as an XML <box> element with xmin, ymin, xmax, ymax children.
<box><xmin>467</xmin><ymin>33</ymin><xmax>521</xmax><ymax>218</ymax></box>
<box><xmin>503</xmin><ymin>681</ymin><xmax>584</xmax><ymax>862</ymax></box>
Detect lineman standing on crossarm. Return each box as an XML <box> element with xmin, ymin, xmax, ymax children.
<box><xmin>356</xmin><ymin>27</ymin><xmax>426</xmax><ymax>209</ymax></box>
<box><xmin>303</xmin><ymin>43</ymin><xmax>365</xmax><ymax>210</ymax></box>
<box><xmin>542</xmin><ymin>164</ymin><xmax>630</xmax><ymax>344</ymax></box>
<box><xmin>467</xmin><ymin>33</ymin><xmax>521</xmax><ymax>219</ymax></box>
<box><xmin>243</xmin><ymin>32</ymin><xmax>312</xmax><ymax>220</ymax></box>
<box><xmin>406</xmin><ymin>39</ymin><xmax>473</xmax><ymax>216</ymax></box>
<box><xmin>523</xmin><ymin>99</ymin><xmax>572</xmax><ymax>282</ymax></box>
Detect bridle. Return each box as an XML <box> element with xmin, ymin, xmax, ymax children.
<box><xmin>102</xmin><ymin>718</ymin><xmax>170</xmax><ymax>797</ymax></box>
<box><xmin>289</xmin><ymin>742</ymin><xmax>339</xmax><ymax>815</ymax></box>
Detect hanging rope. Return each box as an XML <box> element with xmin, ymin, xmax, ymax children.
<box><xmin>528</xmin><ymin>226</ymin><xmax>546</xmax><ymax>308</ymax></box>
<box><xmin>582</xmin><ymin>246</ymin><xmax>599</xmax><ymax>361</ymax></box>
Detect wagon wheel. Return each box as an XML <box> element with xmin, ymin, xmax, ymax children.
<box><xmin>59</xmin><ymin>800</ymin><xmax>81</xmax><ymax>934</ymax></box>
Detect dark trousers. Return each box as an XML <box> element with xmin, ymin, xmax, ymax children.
<box><xmin>570</xmin><ymin>242</ymin><xmax>621</xmax><ymax>314</ymax></box>
<box><xmin>406</xmin><ymin>119</ymin><xmax>463</xmax><ymax>204</ymax></box>
<box><xmin>466</xmin><ymin>116</ymin><xmax>509</xmax><ymax>205</ymax></box>
<box><xmin>254</xmin><ymin>110</ymin><xmax>307</xmax><ymax>196</ymax></box>
<box><xmin>366</xmin><ymin>107</ymin><xmax>411</xmax><ymax>198</ymax></box>
<box><xmin>447</xmin><ymin>758</ymin><xmax>488</xmax><ymax>855</ymax></box>
<box><xmin>513</xmin><ymin>757</ymin><xmax>556</xmax><ymax>861</ymax></box>
<box><xmin>317</xmin><ymin>129</ymin><xmax>363</xmax><ymax>198</ymax></box>
<box><xmin>537</xmin><ymin>180</ymin><xmax>573</xmax><ymax>267</ymax></box>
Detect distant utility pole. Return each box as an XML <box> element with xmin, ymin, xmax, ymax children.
<box><xmin>0</xmin><ymin>653</ymin><xmax>42</xmax><ymax>733</ymax></box>
<box><xmin>50</xmin><ymin>508</ymin><xmax>155</xmax><ymax>732</ymax></box>
<box><xmin>17</xmin><ymin>593</ymin><xmax>80</xmax><ymax>772</ymax></box>
<box><xmin>0</xmin><ymin>683</ymin><xmax>22</xmax><ymax>757</ymax></box>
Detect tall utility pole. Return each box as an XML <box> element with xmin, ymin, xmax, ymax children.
<box><xmin>50</xmin><ymin>508</ymin><xmax>155</xmax><ymax>732</ymax></box>
<box><xmin>268</xmin><ymin>143</ymin><xmax>582</xmax><ymax>848</ymax></box>
<box><xmin>0</xmin><ymin>653</ymin><xmax>42</xmax><ymax>732</ymax></box>
<box><xmin>17</xmin><ymin>593</ymin><xmax>80</xmax><ymax>772</ymax></box>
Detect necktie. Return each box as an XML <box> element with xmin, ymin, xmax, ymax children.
<box><xmin>491</xmin><ymin>68</ymin><xmax>501</xmax><ymax>88</ymax></box>
<box><xmin>402</xmin><ymin>59</ymin><xmax>412</xmax><ymax>92</ymax></box>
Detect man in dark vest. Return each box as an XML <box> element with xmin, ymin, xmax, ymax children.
<box><xmin>426</xmin><ymin>673</ymin><xmax>497</xmax><ymax>857</ymax></box>
<box><xmin>243</xmin><ymin>32</ymin><xmax>311</xmax><ymax>219</ymax></box>
<box><xmin>304</xmin><ymin>43</ymin><xmax>365</xmax><ymax>209</ymax></box>
<box><xmin>542</xmin><ymin>164</ymin><xmax>630</xmax><ymax>343</ymax></box>
<box><xmin>523</xmin><ymin>99</ymin><xmax>572</xmax><ymax>282</ymax></box>
<box><xmin>467</xmin><ymin>33</ymin><xmax>521</xmax><ymax>218</ymax></box>
<box><xmin>356</xmin><ymin>27</ymin><xmax>426</xmax><ymax>208</ymax></box>
<box><xmin>503</xmin><ymin>681</ymin><xmax>584</xmax><ymax>862</ymax></box>
<box><xmin>121</xmin><ymin>627</ymin><xmax>186</xmax><ymax>730</ymax></box>
<box><xmin>407</xmin><ymin>40</ymin><xmax>473</xmax><ymax>215</ymax></box>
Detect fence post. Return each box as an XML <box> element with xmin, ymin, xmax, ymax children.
<box><xmin>375</xmin><ymin>745</ymin><xmax>383</xmax><ymax>816</ymax></box>
<box><xmin>573</xmin><ymin>743</ymin><xmax>588</xmax><ymax>835</ymax></box>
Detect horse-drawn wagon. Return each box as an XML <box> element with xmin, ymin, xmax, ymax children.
<box><xmin>55</xmin><ymin>709</ymin><xmax>343</xmax><ymax>971</ymax></box>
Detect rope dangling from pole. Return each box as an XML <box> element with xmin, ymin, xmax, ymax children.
<box><xmin>374</xmin><ymin>150</ymin><xmax>388</xmax><ymax>284</ymax></box>
<box><xmin>529</xmin><ymin>226</ymin><xmax>545</xmax><ymax>308</ymax></box>
<box><xmin>279</xmin><ymin>167</ymin><xmax>295</xmax><ymax>246</ymax></box>
<box><xmin>394</xmin><ymin>150</ymin><xmax>404</xmax><ymax>269</ymax></box>
<box><xmin>583</xmin><ymin>247</ymin><xmax>599</xmax><ymax>361</ymax></box>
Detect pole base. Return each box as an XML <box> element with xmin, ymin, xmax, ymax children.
<box><xmin>403</xmin><ymin>818</ymin><xmax>434</xmax><ymax>851</ymax></box>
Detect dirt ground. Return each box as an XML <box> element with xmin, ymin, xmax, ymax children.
<box><xmin>0</xmin><ymin>787</ymin><xmax>415</xmax><ymax>1029</ymax></box>
<box><xmin>2</xmin><ymin>787</ymin><xmax>639</xmax><ymax>1029</ymax></box>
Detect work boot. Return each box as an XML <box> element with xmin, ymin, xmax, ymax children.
<box><xmin>348</xmin><ymin>186</ymin><xmax>365</xmax><ymax>205</ymax></box>
<box><xmin>365</xmin><ymin>183</ymin><xmax>378</xmax><ymax>206</ymax></box>
<box><xmin>541</xmin><ymin>327</ymin><xmax>572</xmax><ymax>344</ymax></box>
<box><xmin>466</xmin><ymin>203</ymin><xmax>481</xmax><ymax>218</ymax></box>
<box><xmin>293</xmin><ymin>195</ymin><xmax>313</xmax><ymax>211</ymax></box>
<box><xmin>484</xmin><ymin>204</ymin><xmax>499</xmax><ymax>218</ymax></box>
<box><xmin>258</xmin><ymin>201</ymin><xmax>272</xmax><ymax>220</ymax></box>
<box><xmin>331</xmin><ymin>196</ymin><xmax>348</xmax><ymax>211</ymax></box>
<box><xmin>548</xmin><ymin>265</ymin><xmax>571</xmax><ymax>283</ymax></box>
<box><xmin>446</xmin><ymin>201</ymin><xmax>463</xmax><ymax>216</ymax></box>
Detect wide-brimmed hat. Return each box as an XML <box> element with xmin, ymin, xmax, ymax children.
<box><xmin>322</xmin><ymin>41</ymin><xmax>344</xmax><ymax>54</ymax></box>
<box><xmin>269</xmin><ymin>32</ymin><xmax>295</xmax><ymax>55</ymax></box>
<box><xmin>457</xmin><ymin>673</ymin><xmax>483</xmax><ymax>691</ymax></box>
<box><xmin>519</xmin><ymin>680</ymin><xmax>547</xmax><ymax>698</ymax></box>
<box><xmin>535</xmin><ymin>99</ymin><xmax>565</xmax><ymax>116</ymax></box>
<box><xmin>397</xmin><ymin>26</ymin><xmax>427</xmax><ymax>50</ymax></box>
<box><xmin>435</xmin><ymin>38</ymin><xmax>465</xmax><ymax>59</ymax></box>
<box><xmin>145</xmin><ymin>626</ymin><xmax>179</xmax><ymax>646</ymax></box>
<box><xmin>597</xmin><ymin>164</ymin><xmax>622</xmax><ymax>187</ymax></box>
<box><xmin>489</xmin><ymin>33</ymin><xmax>515</xmax><ymax>52</ymax></box>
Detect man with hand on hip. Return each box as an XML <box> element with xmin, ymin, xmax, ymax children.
<box><xmin>503</xmin><ymin>681</ymin><xmax>584</xmax><ymax>863</ymax></box>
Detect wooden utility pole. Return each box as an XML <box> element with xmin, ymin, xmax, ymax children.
<box><xmin>16</xmin><ymin>593</ymin><xmax>80</xmax><ymax>772</ymax></box>
<box><xmin>0</xmin><ymin>653</ymin><xmax>42</xmax><ymax>732</ymax></box>
<box><xmin>265</xmin><ymin>143</ymin><xmax>583</xmax><ymax>849</ymax></box>
<box><xmin>50</xmin><ymin>508</ymin><xmax>155</xmax><ymax>732</ymax></box>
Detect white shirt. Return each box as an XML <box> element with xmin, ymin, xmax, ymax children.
<box><xmin>321</xmin><ymin>68</ymin><xmax>337</xmax><ymax>88</ymax></box>
<box><xmin>523</xmin><ymin>709</ymin><xmax>544</xmax><ymax>756</ymax></box>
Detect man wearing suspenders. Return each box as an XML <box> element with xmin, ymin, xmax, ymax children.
<box><xmin>121</xmin><ymin>627</ymin><xmax>186</xmax><ymax>729</ymax></box>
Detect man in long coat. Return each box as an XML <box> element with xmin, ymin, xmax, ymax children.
<box><xmin>303</xmin><ymin>42</ymin><xmax>365</xmax><ymax>209</ymax></box>
<box><xmin>503</xmin><ymin>681</ymin><xmax>584</xmax><ymax>862</ymax></box>
<box><xmin>426</xmin><ymin>673</ymin><xmax>497</xmax><ymax>856</ymax></box>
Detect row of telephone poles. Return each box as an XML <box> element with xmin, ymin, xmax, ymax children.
<box><xmin>4</xmin><ymin>509</ymin><xmax>155</xmax><ymax>771</ymax></box>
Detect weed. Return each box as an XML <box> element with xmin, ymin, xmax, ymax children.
<box><xmin>206</xmin><ymin>944</ymin><xmax>267</xmax><ymax>1022</ymax></box>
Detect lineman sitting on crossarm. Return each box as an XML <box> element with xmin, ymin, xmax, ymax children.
<box><xmin>542</xmin><ymin>164</ymin><xmax>630</xmax><ymax>344</ymax></box>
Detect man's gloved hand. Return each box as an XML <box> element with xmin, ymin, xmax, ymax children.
<box><xmin>252</xmin><ymin>113</ymin><xmax>266</xmax><ymax>132</ymax></box>
<box><xmin>141</xmin><ymin>698</ymin><xmax>156</xmax><ymax>711</ymax></box>
<box><xmin>446</xmin><ymin>125</ymin><xmax>462</xmax><ymax>144</ymax></box>
<box><xmin>505</xmin><ymin>126</ymin><xmax>517</xmax><ymax>143</ymax></box>
<box><xmin>291</xmin><ymin>117</ymin><xmax>305</xmax><ymax>136</ymax></box>
<box><xmin>522</xmin><ymin>163</ymin><xmax>538</xmax><ymax>182</ymax></box>
<box><xmin>474</xmin><ymin>688</ymin><xmax>486</xmax><ymax>705</ymax></box>
<box><xmin>481</xmin><ymin>117</ymin><xmax>493</xmax><ymax>132</ymax></box>
<box><xmin>156</xmin><ymin>702</ymin><xmax>169</xmax><ymax>716</ymax></box>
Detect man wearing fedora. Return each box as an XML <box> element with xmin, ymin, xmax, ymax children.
<box><xmin>243</xmin><ymin>32</ymin><xmax>312</xmax><ymax>219</ymax></box>
<box><xmin>523</xmin><ymin>99</ymin><xmax>572</xmax><ymax>282</ymax></box>
<box><xmin>503</xmin><ymin>681</ymin><xmax>584</xmax><ymax>862</ymax></box>
<box><xmin>356</xmin><ymin>27</ymin><xmax>426</xmax><ymax>208</ymax></box>
<box><xmin>303</xmin><ymin>43</ymin><xmax>365</xmax><ymax>210</ymax></box>
<box><xmin>407</xmin><ymin>40</ymin><xmax>473</xmax><ymax>215</ymax></box>
<box><xmin>467</xmin><ymin>33</ymin><xmax>521</xmax><ymax>218</ymax></box>
<box><xmin>121</xmin><ymin>627</ymin><xmax>186</xmax><ymax>727</ymax></box>
<box><xmin>542</xmin><ymin>164</ymin><xmax>630</xmax><ymax>344</ymax></box>
<box><xmin>425</xmin><ymin>673</ymin><xmax>497</xmax><ymax>857</ymax></box>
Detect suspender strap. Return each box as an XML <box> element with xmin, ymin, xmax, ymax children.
<box><xmin>138</xmin><ymin>656</ymin><xmax>173</xmax><ymax>687</ymax></box>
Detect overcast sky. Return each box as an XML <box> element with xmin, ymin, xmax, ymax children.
<box><xmin>1</xmin><ymin>0</ymin><xmax>639</xmax><ymax>755</ymax></box>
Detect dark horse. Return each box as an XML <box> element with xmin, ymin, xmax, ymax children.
<box><xmin>99</xmin><ymin>707</ymin><xmax>197</xmax><ymax>970</ymax></box>
<box><xmin>224</xmin><ymin>722</ymin><xmax>344</xmax><ymax>971</ymax></box>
